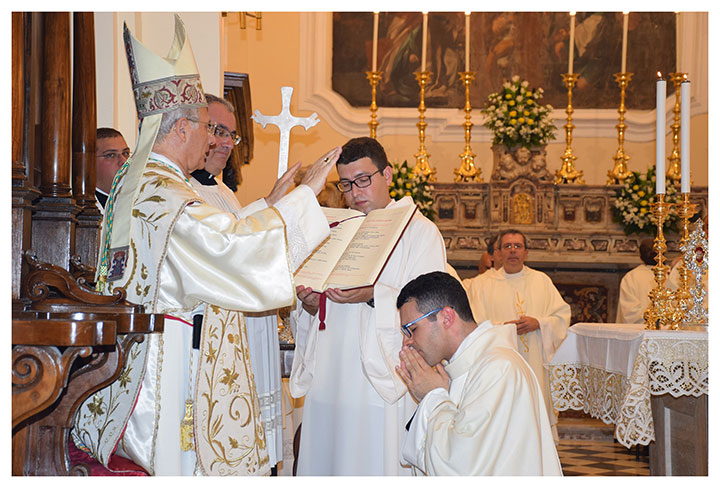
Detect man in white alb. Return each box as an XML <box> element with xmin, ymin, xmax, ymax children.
<box><xmin>189</xmin><ymin>93</ymin><xmax>302</xmax><ymax>471</ymax></box>
<box><xmin>466</xmin><ymin>229</ymin><xmax>570</xmax><ymax>442</ymax></box>
<box><xmin>289</xmin><ymin>137</ymin><xmax>447</xmax><ymax>475</ymax></box>
<box><xmin>616</xmin><ymin>238</ymin><xmax>657</xmax><ymax>324</ymax></box>
<box><xmin>396</xmin><ymin>271</ymin><xmax>562</xmax><ymax>475</ymax></box>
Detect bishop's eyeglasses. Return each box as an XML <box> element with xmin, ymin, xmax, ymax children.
<box><xmin>336</xmin><ymin>169</ymin><xmax>382</xmax><ymax>193</ymax></box>
<box><xmin>187</xmin><ymin>117</ymin><xmax>218</xmax><ymax>135</ymax></box>
<box><xmin>400</xmin><ymin>307</ymin><xmax>443</xmax><ymax>338</ymax></box>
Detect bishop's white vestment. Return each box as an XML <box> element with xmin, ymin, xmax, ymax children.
<box><xmin>289</xmin><ymin>196</ymin><xmax>447</xmax><ymax>475</ymax></box>
<box><xmin>72</xmin><ymin>153</ymin><xmax>328</xmax><ymax>476</ymax></box>
<box><xmin>616</xmin><ymin>264</ymin><xmax>656</xmax><ymax>324</ymax></box>
<box><xmin>402</xmin><ymin>321</ymin><xmax>563</xmax><ymax>475</ymax></box>
<box><xmin>466</xmin><ymin>266</ymin><xmax>570</xmax><ymax>439</ymax></box>
<box><xmin>190</xmin><ymin>170</ymin><xmax>284</xmax><ymax>468</ymax></box>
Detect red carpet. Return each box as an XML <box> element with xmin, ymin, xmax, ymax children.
<box><xmin>68</xmin><ymin>441</ymin><xmax>148</xmax><ymax>476</ymax></box>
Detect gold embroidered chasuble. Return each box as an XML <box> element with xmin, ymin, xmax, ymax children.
<box><xmin>72</xmin><ymin>157</ymin><xmax>299</xmax><ymax>475</ymax></box>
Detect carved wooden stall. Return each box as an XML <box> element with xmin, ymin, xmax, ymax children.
<box><xmin>11</xmin><ymin>12</ymin><xmax>163</xmax><ymax>476</ymax></box>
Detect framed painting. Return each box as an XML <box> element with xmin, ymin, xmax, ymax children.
<box><xmin>332</xmin><ymin>12</ymin><xmax>676</xmax><ymax>111</ymax></box>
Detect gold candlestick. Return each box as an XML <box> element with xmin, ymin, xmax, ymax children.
<box><xmin>665</xmin><ymin>72</ymin><xmax>687</xmax><ymax>186</ymax></box>
<box><xmin>643</xmin><ymin>193</ymin><xmax>682</xmax><ymax>330</ymax></box>
<box><xmin>555</xmin><ymin>73</ymin><xmax>585</xmax><ymax>184</ymax></box>
<box><xmin>413</xmin><ymin>70</ymin><xmax>436</xmax><ymax>181</ymax></box>
<box><xmin>454</xmin><ymin>71</ymin><xmax>482</xmax><ymax>182</ymax></box>
<box><xmin>674</xmin><ymin>192</ymin><xmax>698</xmax><ymax>326</ymax></box>
<box><xmin>366</xmin><ymin>71</ymin><xmax>382</xmax><ymax>139</ymax></box>
<box><xmin>607</xmin><ymin>72</ymin><xmax>634</xmax><ymax>184</ymax></box>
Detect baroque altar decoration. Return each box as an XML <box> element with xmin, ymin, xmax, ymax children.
<box><xmin>612</xmin><ymin>166</ymin><xmax>680</xmax><ymax>235</ymax></box>
<box><xmin>389</xmin><ymin>160</ymin><xmax>435</xmax><ymax>220</ymax></box>
<box><xmin>482</xmin><ymin>76</ymin><xmax>557</xmax><ymax>183</ymax></box>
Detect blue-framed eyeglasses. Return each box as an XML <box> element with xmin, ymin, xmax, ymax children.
<box><xmin>400</xmin><ymin>308</ymin><xmax>443</xmax><ymax>338</ymax></box>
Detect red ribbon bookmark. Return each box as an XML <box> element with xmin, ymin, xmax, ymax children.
<box><xmin>318</xmin><ymin>292</ymin><xmax>327</xmax><ymax>330</ymax></box>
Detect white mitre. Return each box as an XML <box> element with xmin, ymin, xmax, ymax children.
<box><xmin>97</xmin><ymin>14</ymin><xmax>206</xmax><ymax>290</ymax></box>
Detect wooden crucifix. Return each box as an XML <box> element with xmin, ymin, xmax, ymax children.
<box><xmin>251</xmin><ymin>86</ymin><xmax>320</xmax><ymax>178</ymax></box>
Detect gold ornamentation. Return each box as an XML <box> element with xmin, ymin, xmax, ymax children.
<box><xmin>413</xmin><ymin>71</ymin><xmax>436</xmax><ymax>181</ymax></box>
<box><xmin>366</xmin><ymin>71</ymin><xmax>382</xmax><ymax>139</ymax></box>
<box><xmin>180</xmin><ymin>399</ymin><xmax>195</xmax><ymax>451</ymax></box>
<box><xmin>679</xmin><ymin>217</ymin><xmax>708</xmax><ymax>325</ymax></box>
<box><xmin>607</xmin><ymin>72</ymin><xmax>633</xmax><ymax>184</ymax></box>
<box><xmin>643</xmin><ymin>194</ymin><xmax>682</xmax><ymax>330</ymax></box>
<box><xmin>511</xmin><ymin>193</ymin><xmax>533</xmax><ymax>225</ymax></box>
<box><xmin>195</xmin><ymin>306</ymin><xmax>269</xmax><ymax>475</ymax></box>
<box><xmin>665</xmin><ymin>73</ymin><xmax>688</xmax><ymax>187</ymax></box>
<box><xmin>454</xmin><ymin>71</ymin><xmax>482</xmax><ymax>182</ymax></box>
<box><xmin>554</xmin><ymin>73</ymin><xmax>585</xmax><ymax>184</ymax></box>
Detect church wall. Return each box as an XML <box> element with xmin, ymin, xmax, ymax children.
<box><xmin>223</xmin><ymin>12</ymin><xmax>708</xmax><ymax>207</ymax></box>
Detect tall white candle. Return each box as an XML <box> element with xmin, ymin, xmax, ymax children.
<box><xmin>372</xmin><ymin>12</ymin><xmax>379</xmax><ymax>71</ymax></box>
<box><xmin>465</xmin><ymin>12</ymin><xmax>470</xmax><ymax>72</ymax></box>
<box><xmin>621</xmin><ymin>12</ymin><xmax>629</xmax><ymax>73</ymax></box>
<box><xmin>656</xmin><ymin>74</ymin><xmax>666</xmax><ymax>194</ymax></box>
<box><xmin>681</xmin><ymin>80</ymin><xmax>691</xmax><ymax>193</ymax></box>
<box><xmin>421</xmin><ymin>12</ymin><xmax>428</xmax><ymax>72</ymax></box>
<box><xmin>568</xmin><ymin>12</ymin><xmax>576</xmax><ymax>74</ymax></box>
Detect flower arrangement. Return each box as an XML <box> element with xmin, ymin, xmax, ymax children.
<box><xmin>612</xmin><ymin>166</ymin><xmax>680</xmax><ymax>235</ymax></box>
<box><xmin>389</xmin><ymin>160</ymin><xmax>435</xmax><ymax>220</ymax></box>
<box><xmin>481</xmin><ymin>75</ymin><xmax>556</xmax><ymax>149</ymax></box>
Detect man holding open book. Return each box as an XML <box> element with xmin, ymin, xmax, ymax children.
<box><xmin>289</xmin><ymin>137</ymin><xmax>447</xmax><ymax>475</ymax></box>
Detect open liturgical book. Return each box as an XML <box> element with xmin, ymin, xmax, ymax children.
<box><xmin>294</xmin><ymin>204</ymin><xmax>417</xmax><ymax>291</ymax></box>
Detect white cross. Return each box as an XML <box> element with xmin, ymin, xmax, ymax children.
<box><xmin>251</xmin><ymin>86</ymin><xmax>320</xmax><ymax>178</ymax></box>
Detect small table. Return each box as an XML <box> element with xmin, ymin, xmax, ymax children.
<box><xmin>549</xmin><ymin>322</ymin><xmax>708</xmax><ymax>475</ymax></box>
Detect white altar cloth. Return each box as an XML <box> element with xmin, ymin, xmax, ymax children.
<box><xmin>549</xmin><ymin>323</ymin><xmax>708</xmax><ymax>448</ymax></box>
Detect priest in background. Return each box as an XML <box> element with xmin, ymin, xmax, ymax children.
<box><xmin>466</xmin><ymin>229</ymin><xmax>570</xmax><ymax>443</ymax></box>
<box><xmin>289</xmin><ymin>137</ymin><xmax>447</xmax><ymax>475</ymax></box>
<box><xmin>616</xmin><ymin>238</ymin><xmax>657</xmax><ymax>324</ymax></box>
<box><xmin>396</xmin><ymin>271</ymin><xmax>562</xmax><ymax>476</ymax></box>
<box><xmin>189</xmin><ymin>93</ymin><xmax>302</xmax><ymax>473</ymax></box>
<box><xmin>95</xmin><ymin>127</ymin><xmax>130</xmax><ymax>211</ymax></box>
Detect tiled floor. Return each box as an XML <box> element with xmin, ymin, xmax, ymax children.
<box><xmin>557</xmin><ymin>413</ymin><xmax>650</xmax><ymax>476</ymax></box>
<box><xmin>558</xmin><ymin>439</ymin><xmax>650</xmax><ymax>476</ymax></box>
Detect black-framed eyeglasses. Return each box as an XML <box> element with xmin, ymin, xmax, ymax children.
<box><xmin>187</xmin><ymin>117</ymin><xmax>218</xmax><ymax>135</ymax></box>
<box><xmin>214</xmin><ymin>124</ymin><xmax>241</xmax><ymax>145</ymax></box>
<box><xmin>400</xmin><ymin>307</ymin><xmax>442</xmax><ymax>338</ymax></box>
<box><xmin>336</xmin><ymin>169</ymin><xmax>382</xmax><ymax>193</ymax></box>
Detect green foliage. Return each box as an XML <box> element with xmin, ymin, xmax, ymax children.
<box><xmin>612</xmin><ymin>166</ymin><xmax>680</xmax><ymax>235</ymax></box>
<box><xmin>389</xmin><ymin>160</ymin><xmax>435</xmax><ymax>221</ymax></box>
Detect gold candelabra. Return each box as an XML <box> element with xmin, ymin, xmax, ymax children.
<box><xmin>643</xmin><ymin>193</ymin><xmax>682</xmax><ymax>330</ymax></box>
<box><xmin>413</xmin><ymin>71</ymin><xmax>436</xmax><ymax>181</ymax></box>
<box><xmin>665</xmin><ymin>73</ymin><xmax>687</xmax><ymax>187</ymax></box>
<box><xmin>555</xmin><ymin>73</ymin><xmax>585</xmax><ymax>184</ymax></box>
<box><xmin>366</xmin><ymin>71</ymin><xmax>382</xmax><ymax>139</ymax></box>
<box><xmin>454</xmin><ymin>71</ymin><xmax>482</xmax><ymax>182</ymax></box>
<box><xmin>674</xmin><ymin>193</ymin><xmax>698</xmax><ymax>325</ymax></box>
<box><xmin>607</xmin><ymin>72</ymin><xmax>634</xmax><ymax>184</ymax></box>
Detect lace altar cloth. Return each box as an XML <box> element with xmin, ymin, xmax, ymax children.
<box><xmin>549</xmin><ymin>323</ymin><xmax>708</xmax><ymax>448</ymax></box>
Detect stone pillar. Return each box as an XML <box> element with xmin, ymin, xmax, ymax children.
<box><xmin>31</xmin><ymin>12</ymin><xmax>78</xmax><ymax>270</ymax></box>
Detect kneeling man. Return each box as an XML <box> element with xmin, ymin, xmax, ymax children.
<box><xmin>395</xmin><ymin>271</ymin><xmax>562</xmax><ymax>476</ymax></box>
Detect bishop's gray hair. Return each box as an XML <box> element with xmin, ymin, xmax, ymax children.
<box><xmin>155</xmin><ymin>106</ymin><xmax>201</xmax><ymax>142</ymax></box>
